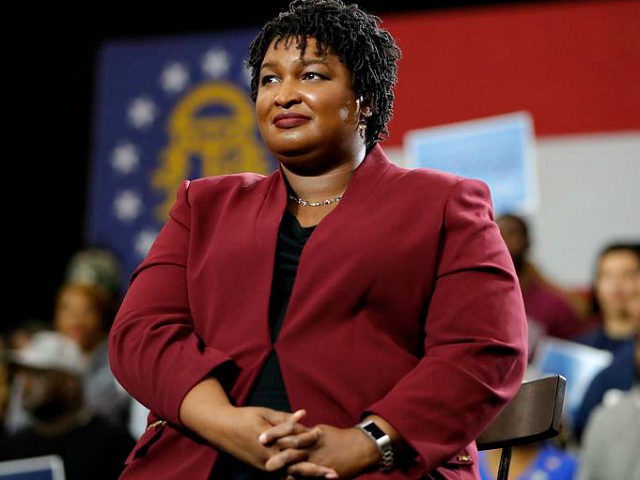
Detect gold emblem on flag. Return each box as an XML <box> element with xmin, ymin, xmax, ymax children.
<box><xmin>152</xmin><ymin>80</ymin><xmax>270</xmax><ymax>221</ymax></box>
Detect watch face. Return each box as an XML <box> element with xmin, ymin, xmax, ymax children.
<box><xmin>363</xmin><ymin>421</ymin><xmax>387</xmax><ymax>439</ymax></box>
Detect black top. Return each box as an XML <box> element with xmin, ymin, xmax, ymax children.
<box><xmin>211</xmin><ymin>209</ymin><xmax>315</xmax><ymax>479</ymax></box>
<box><xmin>245</xmin><ymin>209</ymin><xmax>315</xmax><ymax>411</ymax></box>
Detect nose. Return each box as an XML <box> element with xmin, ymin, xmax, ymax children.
<box><xmin>274</xmin><ymin>77</ymin><xmax>302</xmax><ymax>108</ymax></box>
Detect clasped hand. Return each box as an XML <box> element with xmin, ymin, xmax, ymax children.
<box><xmin>257</xmin><ymin>409</ymin><xmax>380</xmax><ymax>479</ymax></box>
<box><xmin>180</xmin><ymin>379</ymin><xmax>377</xmax><ymax>477</ymax></box>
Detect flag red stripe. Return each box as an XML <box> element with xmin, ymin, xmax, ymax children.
<box><xmin>381</xmin><ymin>0</ymin><xmax>640</xmax><ymax>146</ymax></box>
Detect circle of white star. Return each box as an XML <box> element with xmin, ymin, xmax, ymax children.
<box><xmin>111</xmin><ymin>142</ymin><xmax>140</xmax><ymax>174</ymax></box>
<box><xmin>127</xmin><ymin>96</ymin><xmax>158</xmax><ymax>129</ymax></box>
<box><xmin>134</xmin><ymin>229</ymin><xmax>159</xmax><ymax>258</ymax></box>
<box><xmin>113</xmin><ymin>189</ymin><xmax>144</xmax><ymax>222</ymax></box>
<box><xmin>201</xmin><ymin>48</ymin><xmax>231</xmax><ymax>79</ymax></box>
<box><xmin>160</xmin><ymin>62</ymin><xmax>190</xmax><ymax>94</ymax></box>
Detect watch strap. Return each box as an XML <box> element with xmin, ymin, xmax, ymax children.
<box><xmin>355</xmin><ymin>419</ymin><xmax>394</xmax><ymax>472</ymax></box>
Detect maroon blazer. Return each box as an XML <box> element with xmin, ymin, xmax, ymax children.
<box><xmin>108</xmin><ymin>145</ymin><xmax>527</xmax><ymax>479</ymax></box>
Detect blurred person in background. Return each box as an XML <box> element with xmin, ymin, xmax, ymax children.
<box><xmin>3</xmin><ymin>317</ymin><xmax>51</xmax><ymax>351</ymax></box>
<box><xmin>108</xmin><ymin>1</ymin><xmax>527</xmax><ymax>479</ymax></box>
<box><xmin>573</xmin><ymin>242</ymin><xmax>640</xmax><ymax>354</ymax></box>
<box><xmin>572</xmin><ymin>265</ymin><xmax>640</xmax><ymax>443</ymax></box>
<box><xmin>577</xmin><ymin>339</ymin><xmax>640</xmax><ymax>480</ymax></box>
<box><xmin>1</xmin><ymin>318</ymin><xmax>50</xmax><ymax>435</ymax></box>
<box><xmin>64</xmin><ymin>247</ymin><xmax>124</xmax><ymax>305</ymax></box>
<box><xmin>0</xmin><ymin>330</ymin><xmax>135</xmax><ymax>480</ymax></box>
<box><xmin>626</xmin><ymin>263</ymin><xmax>640</xmax><ymax>327</ymax></box>
<box><xmin>572</xmin><ymin>339</ymin><xmax>638</xmax><ymax>443</ymax></box>
<box><xmin>496</xmin><ymin>213</ymin><xmax>589</xmax><ymax>360</ymax></box>
<box><xmin>53</xmin><ymin>281</ymin><xmax>133</xmax><ymax>430</ymax></box>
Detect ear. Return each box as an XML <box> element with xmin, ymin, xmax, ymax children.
<box><xmin>359</xmin><ymin>95</ymin><xmax>374</xmax><ymax>118</ymax></box>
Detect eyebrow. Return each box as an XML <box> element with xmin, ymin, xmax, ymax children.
<box><xmin>260</xmin><ymin>57</ymin><xmax>329</xmax><ymax>72</ymax></box>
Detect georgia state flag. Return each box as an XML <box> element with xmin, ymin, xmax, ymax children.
<box><xmin>88</xmin><ymin>28</ymin><xmax>276</xmax><ymax>282</ymax></box>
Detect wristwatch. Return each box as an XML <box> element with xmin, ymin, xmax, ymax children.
<box><xmin>355</xmin><ymin>419</ymin><xmax>394</xmax><ymax>472</ymax></box>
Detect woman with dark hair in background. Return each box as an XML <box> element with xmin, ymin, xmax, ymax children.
<box><xmin>573</xmin><ymin>242</ymin><xmax>640</xmax><ymax>354</ymax></box>
<box><xmin>108</xmin><ymin>1</ymin><xmax>527</xmax><ymax>478</ymax></box>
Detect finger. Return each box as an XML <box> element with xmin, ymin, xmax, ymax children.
<box><xmin>259</xmin><ymin>422</ymin><xmax>308</xmax><ymax>445</ymax></box>
<box><xmin>287</xmin><ymin>461</ymin><xmax>339</xmax><ymax>478</ymax></box>
<box><xmin>276</xmin><ymin>427</ymin><xmax>321</xmax><ymax>449</ymax></box>
<box><xmin>262</xmin><ymin>408</ymin><xmax>306</xmax><ymax>427</ymax></box>
<box><xmin>264</xmin><ymin>448</ymin><xmax>308</xmax><ymax>471</ymax></box>
<box><xmin>259</xmin><ymin>410</ymin><xmax>308</xmax><ymax>444</ymax></box>
<box><xmin>290</xmin><ymin>408</ymin><xmax>306</xmax><ymax>423</ymax></box>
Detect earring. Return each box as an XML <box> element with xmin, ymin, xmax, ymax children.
<box><xmin>358</xmin><ymin>119</ymin><xmax>367</xmax><ymax>139</ymax></box>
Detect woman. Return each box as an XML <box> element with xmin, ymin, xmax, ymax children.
<box><xmin>108</xmin><ymin>1</ymin><xmax>527</xmax><ymax>478</ymax></box>
<box><xmin>54</xmin><ymin>281</ymin><xmax>133</xmax><ymax>430</ymax></box>
<box><xmin>573</xmin><ymin>243</ymin><xmax>640</xmax><ymax>354</ymax></box>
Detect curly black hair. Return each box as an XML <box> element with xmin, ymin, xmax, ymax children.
<box><xmin>246</xmin><ymin>0</ymin><xmax>401</xmax><ymax>149</ymax></box>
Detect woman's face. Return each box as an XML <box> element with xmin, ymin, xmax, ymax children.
<box><xmin>256</xmin><ymin>36</ymin><xmax>363</xmax><ymax>172</ymax></box>
<box><xmin>595</xmin><ymin>250</ymin><xmax>640</xmax><ymax>319</ymax></box>
<box><xmin>53</xmin><ymin>287</ymin><xmax>105</xmax><ymax>353</ymax></box>
<box><xmin>627</xmin><ymin>274</ymin><xmax>640</xmax><ymax>322</ymax></box>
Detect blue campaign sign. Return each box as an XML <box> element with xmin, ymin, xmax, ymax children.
<box><xmin>87</xmin><ymin>29</ymin><xmax>278</xmax><ymax>284</ymax></box>
<box><xmin>531</xmin><ymin>336</ymin><xmax>613</xmax><ymax>426</ymax></box>
<box><xmin>0</xmin><ymin>455</ymin><xmax>65</xmax><ymax>480</ymax></box>
<box><xmin>403</xmin><ymin>111</ymin><xmax>538</xmax><ymax>216</ymax></box>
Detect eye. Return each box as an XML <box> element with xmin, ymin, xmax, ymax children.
<box><xmin>260</xmin><ymin>74</ymin><xmax>279</xmax><ymax>86</ymax></box>
<box><xmin>301</xmin><ymin>71</ymin><xmax>327</xmax><ymax>81</ymax></box>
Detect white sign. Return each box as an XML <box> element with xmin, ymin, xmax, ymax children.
<box><xmin>404</xmin><ymin>111</ymin><xmax>538</xmax><ymax>216</ymax></box>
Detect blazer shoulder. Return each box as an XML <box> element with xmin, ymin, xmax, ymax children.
<box><xmin>389</xmin><ymin>162</ymin><xmax>485</xmax><ymax>192</ymax></box>
<box><xmin>185</xmin><ymin>171</ymin><xmax>274</xmax><ymax>200</ymax></box>
<box><xmin>190</xmin><ymin>171</ymin><xmax>270</xmax><ymax>190</ymax></box>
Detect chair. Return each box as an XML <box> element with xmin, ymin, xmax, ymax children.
<box><xmin>476</xmin><ymin>374</ymin><xmax>566</xmax><ymax>480</ymax></box>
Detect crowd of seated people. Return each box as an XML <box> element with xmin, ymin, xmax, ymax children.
<box><xmin>0</xmin><ymin>248</ymin><xmax>138</xmax><ymax>480</ymax></box>
<box><xmin>0</xmin><ymin>331</ymin><xmax>135</xmax><ymax>480</ymax></box>
<box><xmin>490</xmin><ymin>214</ymin><xmax>640</xmax><ymax>480</ymax></box>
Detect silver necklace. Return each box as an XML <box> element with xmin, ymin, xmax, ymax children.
<box><xmin>288</xmin><ymin>193</ymin><xmax>343</xmax><ymax>207</ymax></box>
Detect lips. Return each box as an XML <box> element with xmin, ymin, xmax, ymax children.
<box><xmin>273</xmin><ymin>113</ymin><xmax>310</xmax><ymax>128</ymax></box>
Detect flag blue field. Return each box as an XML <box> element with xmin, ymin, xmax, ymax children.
<box><xmin>88</xmin><ymin>29</ymin><xmax>276</xmax><ymax>284</ymax></box>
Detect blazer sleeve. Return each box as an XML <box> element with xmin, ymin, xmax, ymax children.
<box><xmin>364</xmin><ymin>178</ymin><xmax>528</xmax><ymax>472</ymax></box>
<box><xmin>108</xmin><ymin>180</ymin><xmax>238</xmax><ymax>426</ymax></box>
